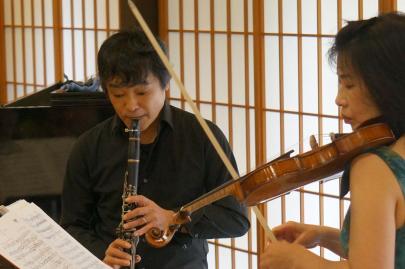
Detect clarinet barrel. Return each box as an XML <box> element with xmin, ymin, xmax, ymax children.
<box><xmin>116</xmin><ymin>119</ymin><xmax>140</xmax><ymax>269</ymax></box>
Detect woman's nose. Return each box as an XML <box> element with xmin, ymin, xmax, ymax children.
<box><xmin>335</xmin><ymin>88</ymin><xmax>346</xmax><ymax>107</ymax></box>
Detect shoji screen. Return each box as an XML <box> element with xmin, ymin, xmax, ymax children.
<box><xmin>1</xmin><ymin>0</ymin><xmax>119</xmax><ymax>104</ymax></box>
<box><xmin>399</xmin><ymin>0</ymin><xmax>405</xmax><ymax>11</ymax></box>
<box><xmin>166</xmin><ymin>0</ymin><xmax>257</xmax><ymax>268</ymax></box>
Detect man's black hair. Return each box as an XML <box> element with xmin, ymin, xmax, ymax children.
<box><xmin>97</xmin><ymin>29</ymin><xmax>171</xmax><ymax>91</ymax></box>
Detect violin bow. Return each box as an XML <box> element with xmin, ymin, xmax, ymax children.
<box><xmin>127</xmin><ymin>0</ymin><xmax>277</xmax><ymax>243</ymax></box>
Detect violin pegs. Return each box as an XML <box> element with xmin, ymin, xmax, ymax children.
<box><xmin>309</xmin><ymin>135</ymin><xmax>319</xmax><ymax>149</ymax></box>
<box><xmin>329</xmin><ymin>132</ymin><xmax>336</xmax><ymax>141</ymax></box>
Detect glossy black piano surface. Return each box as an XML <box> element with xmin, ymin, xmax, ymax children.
<box><xmin>0</xmin><ymin>83</ymin><xmax>115</xmax><ymax>222</ymax></box>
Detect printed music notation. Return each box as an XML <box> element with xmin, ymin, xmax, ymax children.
<box><xmin>0</xmin><ymin>200</ymin><xmax>109</xmax><ymax>269</ymax></box>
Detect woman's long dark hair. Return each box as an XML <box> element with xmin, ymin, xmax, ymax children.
<box><xmin>328</xmin><ymin>12</ymin><xmax>405</xmax><ymax>138</ymax></box>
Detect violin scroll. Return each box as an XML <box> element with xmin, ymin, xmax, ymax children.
<box><xmin>145</xmin><ymin>209</ymin><xmax>191</xmax><ymax>248</ymax></box>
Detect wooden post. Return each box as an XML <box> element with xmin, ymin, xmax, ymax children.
<box><xmin>53</xmin><ymin>0</ymin><xmax>63</xmax><ymax>83</ymax></box>
<box><xmin>379</xmin><ymin>0</ymin><xmax>396</xmax><ymax>14</ymax></box>
<box><xmin>253</xmin><ymin>0</ymin><xmax>267</xmax><ymax>258</ymax></box>
<box><xmin>0</xmin><ymin>0</ymin><xmax>7</xmax><ymax>104</ymax></box>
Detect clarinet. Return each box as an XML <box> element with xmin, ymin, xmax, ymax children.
<box><xmin>116</xmin><ymin>119</ymin><xmax>140</xmax><ymax>269</ymax></box>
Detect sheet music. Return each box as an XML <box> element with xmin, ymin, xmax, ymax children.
<box><xmin>0</xmin><ymin>200</ymin><xmax>110</xmax><ymax>269</ymax></box>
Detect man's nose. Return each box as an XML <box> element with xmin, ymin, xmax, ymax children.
<box><xmin>126</xmin><ymin>96</ymin><xmax>139</xmax><ymax>111</ymax></box>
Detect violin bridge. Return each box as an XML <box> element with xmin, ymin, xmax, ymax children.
<box><xmin>309</xmin><ymin>135</ymin><xmax>319</xmax><ymax>149</ymax></box>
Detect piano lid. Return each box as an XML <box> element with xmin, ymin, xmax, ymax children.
<box><xmin>0</xmin><ymin>83</ymin><xmax>114</xmax><ymax>206</ymax></box>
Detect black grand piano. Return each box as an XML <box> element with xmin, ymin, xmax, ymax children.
<box><xmin>0</xmin><ymin>83</ymin><xmax>114</xmax><ymax>222</ymax></box>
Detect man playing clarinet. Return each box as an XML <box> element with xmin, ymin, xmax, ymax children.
<box><xmin>60</xmin><ymin>29</ymin><xmax>249</xmax><ymax>269</ymax></box>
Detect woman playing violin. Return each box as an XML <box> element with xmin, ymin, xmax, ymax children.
<box><xmin>260</xmin><ymin>12</ymin><xmax>405</xmax><ymax>269</ymax></box>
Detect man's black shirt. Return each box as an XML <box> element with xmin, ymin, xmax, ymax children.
<box><xmin>60</xmin><ymin>103</ymin><xmax>250</xmax><ymax>269</ymax></box>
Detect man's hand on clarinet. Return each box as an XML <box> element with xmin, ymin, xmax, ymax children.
<box><xmin>123</xmin><ymin>195</ymin><xmax>176</xmax><ymax>237</ymax></box>
<box><xmin>103</xmin><ymin>239</ymin><xmax>141</xmax><ymax>268</ymax></box>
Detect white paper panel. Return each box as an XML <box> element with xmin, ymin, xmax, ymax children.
<box><xmin>62</xmin><ymin>0</ymin><xmax>71</xmax><ymax>27</ymax></box>
<box><xmin>14</xmin><ymin>29</ymin><xmax>23</xmax><ymax>83</ymax></box>
<box><xmin>74</xmin><ymin>30</ymin><xmax>84</xmax><ymax>81</ymax></box>
<box><xmin>24</xmin><ymin>29</ymin><xmax>34</xmax><ymax>84</ymax></box>
<box><xmin>16</xmin><ymin>84</ymin><xmax>24</xmax><ymax>98</ymax></box>
<box><xmin>248</xmin><ymin>36</ymin><xmax>254</xmax><ymax>107</ymax></box>
<box><xmin>302</xmin><ymin>115</ymin><xmax>319</xmax><ymax>152</ymax></box>
<box><xmin>302</xmin><ymin>37</ymin><xmax>318</xmax><ymax>114</ymax></box>
<box><xmin>285</xmin><ymin>191</ymin><xmax>301</xmax><ymax>222</ymax></box>
<box><xmin>284</xmin><ymin>113</ymin><xmax>299</xmax><ymax>153</ymax></box>
<box><xmin>13</xmin><ymin>0</ymin><xmax>22</xmax><ymax>25</ymax></box>
<box><xmin>321</xmin><ymin>0</ymin><xmax>337</xmax><ymax>35</ymax></box>
<box><xmin>216</xmin><ymin>105</ymin><xmax>229</xmax><ymax>139</ymax></box>
<box><xmin>198</xmin><ymin>33</ymin><xmax>212</xmax><ymax>102</ymax></box>
<box><xmin>97</xmin><ymin>0</ymin><xmax>107</xmax><ymax>29</ymax></box>
<box><xmin>5</xmin><ymin>29</ymin><xmax>14</xmax><ymax>81</ymax></box>
<box><xmin>266</xmin><ymin>197</ymin><xmax>282</xmax><ymax>231</ymax></box>
<box><xmin>214</xmin><ymin>0</ymin><xmax>227</xmax><ymax>31</ymax></box>
<box><xmin>231</xmin><ymin>0</ymin><xmax>244</xmax><ymax>32</ymax></box>
<box><xmin>199</xmin><ymin>103</ymin><xmax>212</xmax><ymax>122</ymax></box>
<box><xmin>4</xmin><ymin>0</ymin><xmax>12</xmax><ymax>25</ymax></box>
<box><xmin>363</xmin><ymin>0</ymin><xmax>379</xmax><ymax>19</ymax></box>
<box><xmin>183</xmin><ymin>33</ymin><xmax>196</xmax><ymax>100</ymax></box>
<box><xmin>342</xmin><ymin>0</ymin><xmax>358</xmax><ymax>22</ymax></box>
<box><xmin>73</xmin><ymin>0</ymin><xmax>83</xmax><ymax>28</ymax></box>
<box><xmin>44</xmin><ymin>0</ymin><xmax>53</xmax><ymax>27</ymax></box>
<box><xmin>183</xmin><ymin>0</ymin><xmax>195</xmax><ymax>30</ymax></box>
<box><xmin>214</xmin><ymin>34</ymin><xmax>228</xmax><ymax>103</ymax></box>
<box><xmin>168</xmin><ymin>0</ymin><xmax>179</xmax><ymax>29</ymax></box>
<box><xmin>109</xmin><ymin>0</ymin><xmax>119</xmax><ymax>29</ymax></box>
<box><xmin>266</xmin><ymin>111</ymin><xmax>281</xmax><ymax>160</ymax></box>
<box><xmin>34</xmin><ymin>29</ymin><xmax>44</xmax><ymax>85</ymax></box>
<box><xmin>249</xmin><ymin>109</ymin><xmax>256</xmax><ymax>169</ymax></box>
<box><xmin>323</xmin><ymin>197</ymin><xmax>340</xmax><ymax>228</ymax></box>
<box><xmin>232</xmin><ymin>107</ymin><xmax>247</xmax><ymax>175</ymax></box>
<box><xmin>45</xmin><ymin>29</ymin><xmax>55</xmax><ymax>84</ymax></box>
<box><xmin>218</xmin><ymin>247</ymin><xmax>232</xmax><ymax>269</ymax></box>
<box><xmin>7</xmin><ymin>84</ymin><xmax>14</xmax><ymax>102</ymax></box>
<box><xmin>399</xmin><ymin>0</ymin><xmax>405</xmax><ymax>12</ymax></box>
<box><xmin>33</xmin><ymin>0</ymin><xmax>43</xmax><ymax>26</ymax></box>
<box><xmin>302</xmin><ymin>0</ymin><xmax>317</xmax><ymax>34</ymax></box>
<box><xmin>264</xmin><ymin>0</ymin><xmax>278</xmax><ymax>33</ymax></box>
<box><xmin>23</xmin><ymin>0</ymin><xmax>32</xmax><ymax>25</ymax></box>
<box><xmin>198</xmin><ymin>0</ymin><xmax>210</xmax><ymax>30</ymax></box>
<box><xmin>282</xmin><ymin>0</ymin><xmax>297</xmax><ymax>33</ymax></box>
<box><xmin>304</xmin><ymin>193</ymin><xmax>320</xmax><ymax>225</ymax></box>
<box><xmin>231</xmin><ymin>35</ymin><xmax>245</xmax><ymax>105</ymax></box>
<box><xmin>322</xmin><ymin>37</ymin><xmax>338</xmax><ymax>116</ymax></box>
<box><xmin>85</xmin><ymin>31</ymin><xmax>96</xmax><ymax>78</ymax></box>
<box><xmin>250</xmin><ymin>208</ymin><xmax>257</xmax><ymax>252</ymax></box>
<box><xmin>63</xmin><ymin>29</ymin><xmax>73</xmax><ymax>80</ymax></box>
<box><xmin>283</xmin><ymin>36</ymin><xmax>298</xmax><ymax>111</ymax></box>
<box><xmin>235</xmin><ymin>251</ymin><xmax>248</xmax><ymax>269</ymax></box>
<box><xmin>265</xmin><ymin>36</ymin><xmax>280</xmax><ymax>110</ymax></box>
<box><xmin>168</xmin><ymin>32</ymin><xmax>181</xmax><ymax>98</ymax></box>
<box><xmin>84</xmin><ymin>0</ymin><xmax>95</xmax><ymax>28</ymax></box>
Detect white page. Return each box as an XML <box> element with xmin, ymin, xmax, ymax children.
<box><xmin>0</xmin><ymin>200</ymin><xmax>110</xmax><ymax>269</ymax></box>
<box><xmin>0</xmin><ymin>208</ymin><xmax>71</xmax><ymax>269</ymax></box>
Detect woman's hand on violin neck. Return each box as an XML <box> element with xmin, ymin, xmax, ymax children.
<box><xmin>123</xmin><ymin>195</ymin><xmax>176</xmax><ymax>237</ymax></box>
<box><xmin>272</xmin><ymin>221</ymin><xmax>323</xmax><ymax>249</ymax></box>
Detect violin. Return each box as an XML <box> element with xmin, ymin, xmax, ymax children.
<box><xmin>145</xmin><ymin>123</ymin><xmax>395</xmax><ymax>247</ymax></box>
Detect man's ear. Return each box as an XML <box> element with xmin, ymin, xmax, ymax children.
<box><xmin>164</xmin><ymin>83</ymin><xmax>170</xmax><ymax>92</ymax></box>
